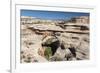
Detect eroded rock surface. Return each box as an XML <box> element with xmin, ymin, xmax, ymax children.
<box><xmin>20</xmin><ymin>16</ymin><xmax>89</xmax><ymax>63</ymax></box>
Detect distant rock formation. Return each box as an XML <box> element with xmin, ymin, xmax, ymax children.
<box><xmin>69</xmin><ymin>16</ymin><xmax>89</xmax><ymax>24</ymax></box>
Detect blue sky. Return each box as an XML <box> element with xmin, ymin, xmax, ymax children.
<box><xmin>21</xmin><ymin>9</ymin><xmax>89</xmax><ymax>20</ymax></box>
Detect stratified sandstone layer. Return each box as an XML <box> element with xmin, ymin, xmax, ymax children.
<box><xmin>20</xmin><ymin>16</ymin><xmax>89</xmax><ymax>63</ymax></box>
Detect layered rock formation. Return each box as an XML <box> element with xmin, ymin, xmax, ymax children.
<box><xmin>20</xmin><ymin>16</ymin><xmax>89</xmax><ymax>63</ymax></box>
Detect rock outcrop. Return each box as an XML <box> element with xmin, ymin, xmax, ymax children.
<box><xmin>20</xmin><ymin>16</ymin><xmax>89</xmax><ymax>63</ymax></box>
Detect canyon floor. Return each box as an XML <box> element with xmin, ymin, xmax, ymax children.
<box><xmin>20</xmin><ymin>17</ymin><xmax>89</xmax><ymax>63</ymax></box>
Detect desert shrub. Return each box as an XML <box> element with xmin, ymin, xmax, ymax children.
<box><xmin>44</xmin><ymin>47</ymin><xmax>52</xmax><ymax>60</ymax></box>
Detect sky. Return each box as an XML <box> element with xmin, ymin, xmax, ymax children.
<box><xmin>21</xmin><ymin>9</ymin><xmax>89</xmax><ymax>20</ymax></box>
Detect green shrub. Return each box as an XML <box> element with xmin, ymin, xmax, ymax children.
<box><xmin>44</xmin><ymin>47</ymin><xmax>52</xmax><ymax>60</ymax></box>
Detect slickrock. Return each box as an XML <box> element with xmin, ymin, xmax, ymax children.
<box><xmin>20</xmin><ymin>16</ymin><xmax>89</xmax><ymax>63</ymax></box>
